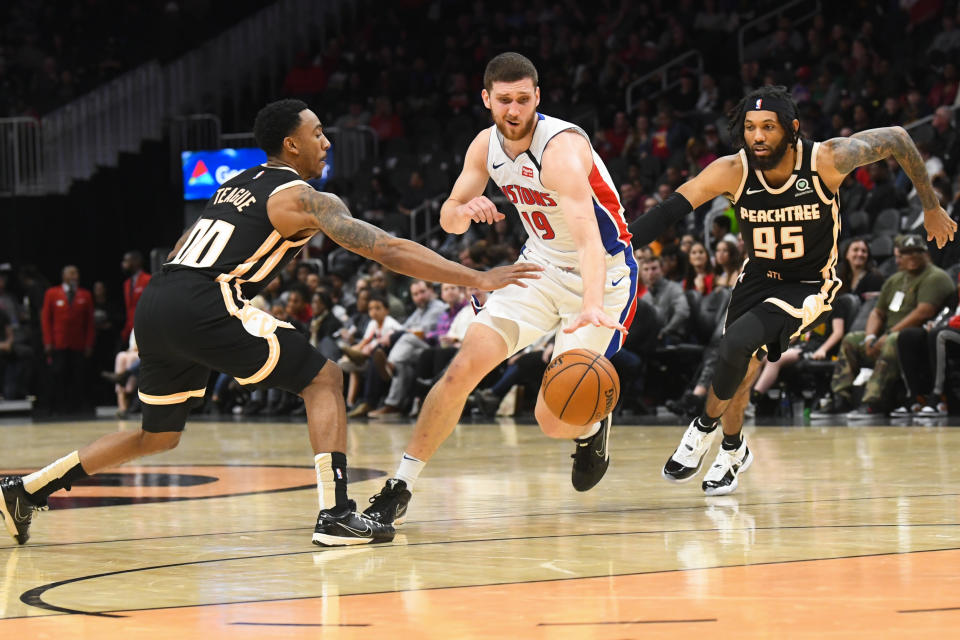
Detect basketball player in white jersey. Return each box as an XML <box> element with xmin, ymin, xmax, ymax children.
<box><xmin>364</xmin><ymin>53</ymin><xmax>639</xmax><ymax>524</ymax></box>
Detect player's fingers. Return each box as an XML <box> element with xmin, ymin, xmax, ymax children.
<box><xmin>493</xmin><ymin>211</ymin><xmax>506</xmax><ymax>222</ymax></box>
<box><xmin>513</xmin><ymin>264</ymin><xmax>544</xmax><ymax>275</ymax></box>
<box><xmin>601</xmin><ymin>316</ymin><xmax>628</xmax><ymax>333</ymax></box>
<box><xmin>562</xmin><ymin>321</ymin><xmax>585</xmax><ymax>334</ymax></box>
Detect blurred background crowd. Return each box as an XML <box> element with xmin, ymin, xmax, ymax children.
<box><xmin>1</xmin><ymin>0</ymin><xmax>959</xmax><ymax>421</ymax></box>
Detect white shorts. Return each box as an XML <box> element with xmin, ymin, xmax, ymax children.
<box><xmin>474</xmin><ymin>247</ymin><xmax>638</xmax><ymax>358</ymax></box>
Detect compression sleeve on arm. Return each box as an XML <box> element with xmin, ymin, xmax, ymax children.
<box><xmin>628</xmin><ymin>192</ymin><xmax>694</xmax><ymax>248</ymax></box>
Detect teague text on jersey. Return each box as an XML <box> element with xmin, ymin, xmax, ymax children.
<box><xmin>739</xmin><ymin>203</ymin><xmax>820</xmax><ymax>224</ymax></box>
<box><xmin>501</xmin><ymin>185</ymin><xmax>557</xmax><ymax>207</ymax></box>
<box><xmin>211</xmin><ymin>186</ymin><xmax>257</xmax><ymax>212</ymax></box>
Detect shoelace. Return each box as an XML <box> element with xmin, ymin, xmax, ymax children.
<box><xmin>710</xmin><ymin>448</ymin><xmax>740</xmax><ymax>472</ymax></box>
<box><xmin>368</xmin><ymin>482</ymin><xmax>398</xmax><ymax>504</ymax></box>
<box><xmin>681</xmin><ymin>426</ymin><xmax>708</xmax><ymax>451</ymax></box>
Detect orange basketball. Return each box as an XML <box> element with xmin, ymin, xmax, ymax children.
<box><xmin>541</xmin><ymin>348</ymin><xmax>620</xmax><ymax>426</ymax></box>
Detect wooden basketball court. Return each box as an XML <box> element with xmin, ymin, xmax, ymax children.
<box><xmin>1</xmin><ymin>415</ymin><xmax>958</xmax><ymax>638</ymax></box>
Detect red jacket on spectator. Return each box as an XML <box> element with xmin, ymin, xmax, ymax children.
<box><xmin>42</xmin><ymin>285</ymin><xmax>95</xmax><ymax>351</ymax></box>
<box><xmin>122</xmin><ymin>271</ymin><xmax>151</xmax><ymax>341</ymax></box>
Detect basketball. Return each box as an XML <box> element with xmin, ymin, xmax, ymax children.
<box><xmin>541</xmin><ymin>348</ymin><xmax>620</xmax><ymax>426</ymax></box>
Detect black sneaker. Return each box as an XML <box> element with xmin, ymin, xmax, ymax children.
<box><xmin>312</xmin><ymin>500</ymin><xmax>395</xmax><ymax>546</ymax></box>
<box><xmin>363</xmin><ymin>479</ymin><xmax>411</xmax><ymax>525</ymax></box>
<box><xmin>571</xmin><ymin>414</ymin><xmax>611</xmax><ymax>492</ymax></box>
<box><xmin>0</xmin><ymin>476</ymin><xmax>47</xmax><ymax>545</ymax></box>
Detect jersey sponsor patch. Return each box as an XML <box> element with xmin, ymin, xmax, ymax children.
<box><xmin>521</xmin><ymin>166</ymin><xmax>534</xmax><ymax>178</ymax></box>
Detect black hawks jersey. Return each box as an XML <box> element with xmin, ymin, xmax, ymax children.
<box><xmin>166</xmin><ymin>164</ymin><xmax>312</xmax><ymax>302</ymax></box>
<box><xmin>732</xmin><ymin>139</ymin><xmax>841</xmax><ymax>284</ymax></box>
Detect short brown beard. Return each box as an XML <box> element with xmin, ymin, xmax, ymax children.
<box><xmin>495</xmin><ymin>111</ymin><xmax>536</xmax><ymax>141</ymax></box>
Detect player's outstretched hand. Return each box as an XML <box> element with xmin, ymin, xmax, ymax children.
<box><xmin>457</xmin><ymin>196</ymin><xmax>506</xmax><ymax>225</ymax></box>
<box><xmin>563</xmin><ymin>306</ymin><xmax>627</xmax><ymax>335</ymax></box>
<box><xmin>477</xmin><ymin>263</ymin><xmax>543</xmax><ymax>291</ymax></box>
<box><xmin>924</xmin><ymin>205</ymin><xmax>957</xmax><ymax>249</ymax></box>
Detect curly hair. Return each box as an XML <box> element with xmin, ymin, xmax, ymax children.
<box><xmin>726</xmin><ymin>85</ymin><xmax>800</xmax><ymax>151</ymax></box>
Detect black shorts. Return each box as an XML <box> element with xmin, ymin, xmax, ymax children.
<box><xmin>725</xmin><ymin>269</ymin><xmax>841</xmax><ymax>354</ymax></box>
<box><xmin>133</xmin><ymin>269</ymin><xmax>327</xmax><ymax>432</ymax></box>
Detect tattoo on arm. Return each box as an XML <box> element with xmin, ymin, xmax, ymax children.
<box><xmin>297</xmin><ymin>188</ymin><xmax>387</xmax><ymax>255</ymax></box>
<box><xmin>829</xmin><ymin>127</ymin><xmax>939</xmax><ymax>210</ymax></box>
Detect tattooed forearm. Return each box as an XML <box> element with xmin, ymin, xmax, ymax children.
<box><xmin>297</xmin><ymin>189</ymin><xmax>385</xmax><ymax>254</ymax></box>
<box><xmin>828</xmin><ymin>127</ymin><xmax>939</xmax><ymax>210</ymax></box>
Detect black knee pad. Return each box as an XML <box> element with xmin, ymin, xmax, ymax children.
<box><xmin>713</xmin><ymin>315</ymin><xmax>765</xmax><ymax>400</ymax></box>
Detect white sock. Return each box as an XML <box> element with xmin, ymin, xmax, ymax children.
<box><xmin>314</xmin><ymin>453</ymin><xmax>336</xmax><ymax>511</ymax></box>
<box><xmin>23</xmin><ymin>451</ymin><xmax>81</xmax><ymax>495</ymax></box>
<box><xmin>577</xmin><ymin>421</ymin><xmax>602</xmax><ymax>441</ymax></box>
<box><xmin>394</xmin><ymin>453</ymin><xmax>425</xmax><ymax>490</ymax></box>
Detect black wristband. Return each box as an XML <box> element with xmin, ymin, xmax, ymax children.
<box><xmin>628</xmin><ymin>192</ymin><xmax>693</xmax><ymax>248</ymax></box>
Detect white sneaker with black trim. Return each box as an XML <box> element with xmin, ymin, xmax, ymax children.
<box><xmin>701</xmin><ymin>437</ymin><xmax>753</xmax><ymax>496</ymax></box>
<box><xmin>662</xmin><ymin>418</ymin><xmax>717</xmax><ymax>483</ymax></box>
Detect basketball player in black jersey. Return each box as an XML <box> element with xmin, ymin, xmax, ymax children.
<box><xmin>629</xmin><ymin>86</ymin><xmax>956</xmax><ymax>495</ymax></box>
<box><xmin>0</xmin><ymin>99</ymin><xmax>541</xmax><ymax>546</ymax></box>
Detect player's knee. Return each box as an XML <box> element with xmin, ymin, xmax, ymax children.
<box><xmin>303</xmin><ymin>361</ymin><xmax>343</xmax><ymax>397</ymax></box>
<box><xmin>140</xmin><ymin>430</ymin><xmax>181</xmax><ymax>453</ymax></box>
<box><xmin>439</xmin><ymin>356</ymin><xmax>485</xmax><ymax>392</ymax></box>
<box><xmin>717</xmin><ymin>332</ymin><xmax>755</xmax><ymax>369</ymax></box>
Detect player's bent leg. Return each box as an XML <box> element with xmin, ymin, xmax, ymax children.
<box><xmin>1</xmin><ymin>427</ymin><xmax>184</xmax><ymax>545</ymax></box>
<box><xmin>364</xmin><ymin>323</ymin><xmax>509</xmax><ymax>525</ymax></box>
<box><xmin>404</xmin><ymin>322</ymin><xmax>509</xmax><ymax>462</ymax></box>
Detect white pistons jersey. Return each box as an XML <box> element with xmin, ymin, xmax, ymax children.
<box><xmin>486</xmin><ymin>113</ymin><xmax>632</xmax><ymax>269</ymax></box>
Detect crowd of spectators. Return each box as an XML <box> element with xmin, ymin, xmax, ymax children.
<box><xmin>0</xmin><ymin>0</ymin><xmax>264</xmax><ymax>117</ymax></box>
<box><xmin>2</xmin><ymin>2</ymin><xmax>960</xmax><ymax>420</ymax></box>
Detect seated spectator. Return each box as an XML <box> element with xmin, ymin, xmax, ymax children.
<box><xmin>837</xmin><ymin>237</ymin><xmax>885</xmax><ymax>300</ymax></box>
<box><xmin>684</xmin><ymin>241</ymin><xmax>715</xmax><ymax>294</ymax></box>
<box><xmin>713</xmin><ymin>239</ymin><xmax>742</xmax><ymax>289</ymax></box>
<box><xmin>622</xmin><ymin>114</ymin><xmax>652</xmax><ymax>162</ymax></box>
<box><xmin>369</xmin><ymin>269</ymin><xmax>407</xmax><ymax>320</ymax></box>
<box><xmin>309</xmin><ymin>290</ymin><xmax>343</xmax><ymax>361</ymax></box>
<box><xmin>660</xmin><ymin>244</ymin><xmax>689</xmax><ymax>284</ymax></box>
<box><xmin>620</xmin><ymin>182</ymin><xmax>645</xmax><ymax>223</ymax></box>
<box><xmin>640</xmin><ymin>256</ymin><xmax>690</xmax><ymax>344</ymax></box>
<box><xmin>285</xmin><ymin>286</ymin><xmax>313</xmax><ymax>324</ymax></box>
<box><xmin>343</xmin><ymin>294</ymin><xmax>402</xmax><ymax>417</ymax></box>
<box><xmin>814</xmin><ymin>235</ymin><xmax>956</xmax><ymax>417</ymax></box>
<box><xmin>103</xmin><ymin>332</ymin><xmax>139</xmax><ymax>418</ymax></box>
<box><xmin>407</xmin><ymin>286</ymin><xmax>483</xmax><ymax>417</ymax></box>
<box><xmin>863</xmin><ymin>161</ymin><xmax>907</xmax><ymax>215</ymax></box>
<box><xmin>367</xmin><ymin>281</ymin><xmax>449</xmax><ymax>417</ymax></box>
<box><xmin>894</xmin><ymin>271</ymin><xmax>960</xmax><ymax>416</ymax></box>
<box><xmin>710</xmin><ymin>214</ymin><xmax>738</xmax><ymax>250</ymax></box>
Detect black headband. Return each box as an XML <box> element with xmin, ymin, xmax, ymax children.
<box><xmin>747</xmin><ymin>95</ymin><xmax>795</xmax><ymax>116</ymax></box>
